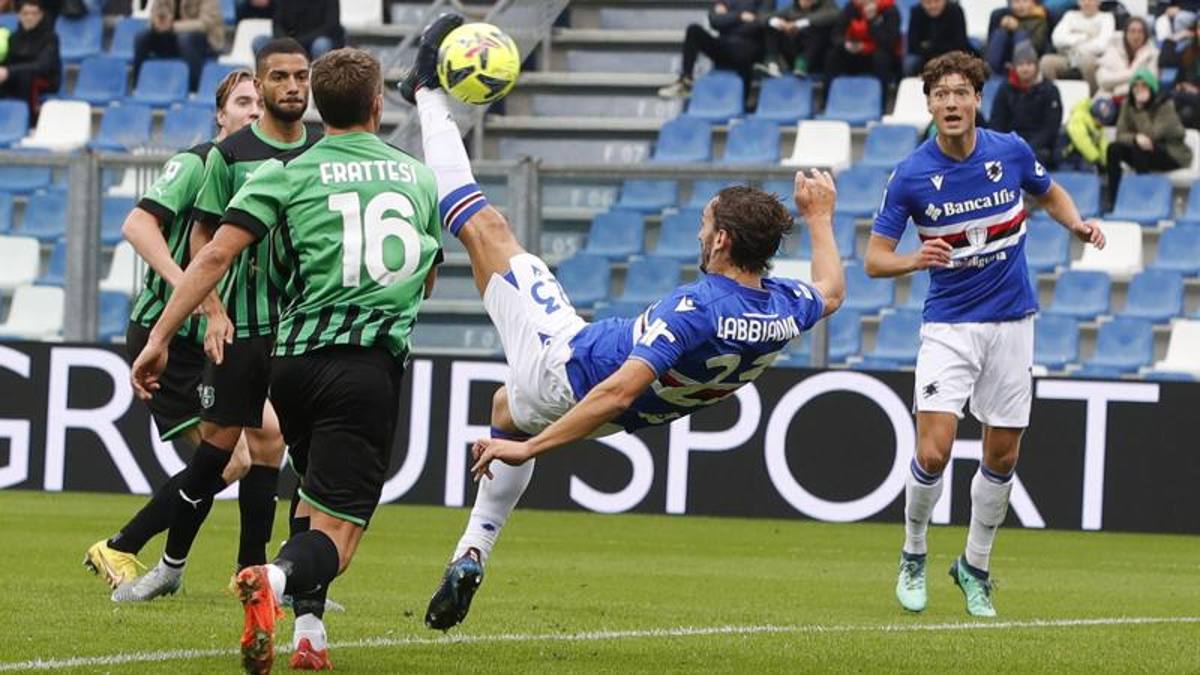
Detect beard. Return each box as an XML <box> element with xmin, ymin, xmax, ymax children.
<box><xmin>698</xmin><ymin>241</ymin><xmax>711</xmax><ymax>274</ymax></box>
<box><xmin>265</xmin><ymin>96</ymin><xmax>306</xmax><ymax>123</ymax></box>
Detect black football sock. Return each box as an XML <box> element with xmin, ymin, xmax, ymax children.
<box><xmin>162</xmin><ymin>441</ymin><xmax>233</xmax><ymax>562</ymax></box>
<box><xmin>237</xmin><ymin>465</ymin><xmax>280</xmax><ymax>569</ymax></box>
<box><xmin>288</xmin><ymin>489</ymin><xmax>310</xmax><ymax>539</ymax></box>
<box><xmin>108</xmin><ymin>471</ymin><xmax>187</xmax><ymax>554</ymax></box>
<box><xmin>292</xmin><ymin>584</ymin><xmax>329</xmax><ymax>620</ymax></box>
<box><xmin>275</xmin><ymin>529</ymin><xmax>339</xmax><ymax>597</ymax></box>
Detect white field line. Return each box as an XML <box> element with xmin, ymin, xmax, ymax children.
<box><xmin>2</xmin><ymin>616</ymin><xmax>1198</xmax><ymax>671</ymax></box>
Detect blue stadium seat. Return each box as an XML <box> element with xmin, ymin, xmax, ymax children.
<box><xmin>98</xmin><ymin>291</ymin><xmax>131</xmax><ymax>343</ymax></box>
<box><xmin>788</xmin><ymin>213</ymin><xmax>857</xmax><ymax>259</ymax></box>
<box><xmin>1045</xmin><ymin>270</ymin><xmax>1111</xmax><ymax>319</ymax></box>
<box><xmin>583</xmin><ymin>210</ymin><xmax>644</xmax><ymax>260</ymax></box>
<box><xmin>19</xmin><ymin>189</ymin><xmax>67</xmax><ymax>242</ymax></box>
<box><xmin>867</xmin><ymin>309</ymin><xmax>923</xmax><ymax>366</ymax></box>
<box><xmin>613</xmin><ymin>180</ymin><xmax>677</xmax><ymax>212</ymax></box>
<box><xmin>0</xmin><ymin>192</ymin><xmax>12</xmax><ymax>233</ymax></box>
<box><xmin>761</xmin><ymin>178</ymin><xmax>794</xmax><ymax>209</ymax></box>
<box><xmin>1051</xmin><ymin>172</ymin><xmax>1100</xmax><ymax>218</ymax></box>
<box><xmin>684</xmin><ymin>70</ymin><xmax>744</xmax><ymax>122</ymax></box>
<box><xmin>901</xmin><ymin>272</ymin><xmax>929</xmax><ymax>310</ymax></box>
<box><xmin>842</xmin><ymin>263</ymin><xmax>894</xmax><ymax>313</ymax></box>
<box><xmin>752</xmin><ymin>76</ymin><xmax>813</xmax><ymax>122</ymax></box>
<box><xmin>819</xmin><ymin>76</ymin><xmax>881</xmax><ymax>126</ymax></box>
<box><xmin>834</xmin><ymin>166</ymin><xmax>890</xmax><ymax>218</ymax></box>
<box><xmin>91</xmin><ymin>103</ymin><xmax>153</xmax><ymax>151</ymax></box>
<box><xmin>72</xmin><ymin>56</ymin><xmax>128</xmax><ymax>105</ymax></box>
<box><xmin>0</xmin><ymin>13</ymin><xmax>16</xmax><ymax>32</ymax></box>
<box><xmin>195</xmin><ymin>62</ymin><xmax>240</xmax><ymax>103</ymax></box>
<box><xmin>858</xmin><ymin>124</ymin><xmax>918</xmax><ymax>170</ymax></box>
<box><xmin>981</xmin><ymin>75</ymin><xmax>1004</xmax><ymax>120</ymax></box>
<box><xmin>618</xmin><ymin>255</ymin><xmax>682</xmax><ymax>305</ymax></box>
<box><xmin>1177</xmin><ymin>182</ymin><xmax>1200</xmax><ymax>227</ymax></box>
<box><xmin>722</xmin><ymin>118</ymin><xmax>780</xmax><ymax>164</ymax></box>
<box><xmin>1024</xmin><ymin>215</ymin><xmax>1069</xmax><ymax>273</ymax></box>
<box><xmin>652</xmin><ymin>116</ymin><xmax>712</xmax><ymax>162</ymax></box>
<box><xmin>1034</xmin><ymin>314</ymin><xmax>1079</xmax><ymax>370</ymax></box>
<box><xmin>1119</xmin><ymin>269</ymin><xmax>1184</xmax><ymax>323</ymax></box>
<box><xmin>161</xmin><ymin>105</ymin><xmax>215</xmax><ymax>150</ymax></box>
<box><xmin>101</xmin><ymin>196</ymin><xmax>135</xmax><ymax>246</ymax></box>
<box><xmin>828</xmin><ymin>308</ymin><xmax>862</xmax><ymax>362</ymax></box>
<box><xmin>1151</xmin><ymin>225</ymin><xmax>1200</xmax><ymax>276</ymax></box>
<box><xmin>655</xmin><ymin>208</ymin><xmax>702</xmax><ymax>261</ymax></box>
<box><xmin>1081</xmin><ymin>317</ymin><xmax>1155</xmax><ymax>374</ymax></box>
<box><xmin>0</xmin><ymin>165</ymin><xmax>52</xmax><ymax>193</ymax></box>
<box><xmin>221</xmin><ymin>0</ymin><xmax>237</xmax><ymax>23</ymax></box>
<box><xmin>130</xmin><ymin>60</ymin><xmax>190</xmax><ymax>107</ymax></box>
<box><xmin>36</xmin><ymin>240</ymin><xmax>67</xmax><ymax>286</ymax></box>
<box><xmin>1144</xmin><ymin>370</ymin><xmax>1197</xmax><ymax>382</ymax></box>
<box><xmin>685</xmin><ymin>179</ymin><xmax>740</xmax><ymax>209</ymax></box>
<box><xmin>777</xmin><ymin>331</ymin><xmax>812</xmax><ymax>367</ymax></box>
<box><xmin>593</xmin><ymin>300</ymin><xmax>648</xmax><ymax>320</ymax></box>
<box><xmin>554</xmin><ymin>253</ymin><xmax>611</xmax><ymax>308</ymax></box>
<box><xmin>895</xmin><ymin>224</ymin><xmax>921</xmax><ymax>254</ymax></box>
<box><xmin>0</xmin><ymin>100</ymin><xmax>28</xmax><ymax>146</ymax></box>
<box><xmin>56</xmin><ymin>13</ymin><xmax>103</xmax><ymax>62</ymax></box>
<box><xmin>108</xmin><ymin>17</ymin><xmax>147</xmax><ymax>62</ymax></box>
<box><xmin>1107</xmin><ymin>174</ymin><xmax>1173</xmax><ymax>225</ymax></box>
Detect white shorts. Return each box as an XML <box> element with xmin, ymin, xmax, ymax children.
<box><xmin>483</xmin><ymin>253</ymin><xmax>588</xmax><ymax>435</ymax></box>
<box><xmin>913</xmin><ymin>316</ymin><xmax>1034</xmax><ymax>428</ymax></box>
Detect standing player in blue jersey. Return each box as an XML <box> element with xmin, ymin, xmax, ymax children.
<box><xmin>401</xmin><ymin>13</ymin><xmax>846</xmax><ymax>632</ymax></box>
<box><xmin>864</xmin><ymin>52</ymin><xmax>1106</xmax><ymax>617</ymax></box>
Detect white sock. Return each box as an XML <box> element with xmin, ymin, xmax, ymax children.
<box><xmin>453</xmin><ymin>459</ymin><xmax>536</xmax><ymax>564</ymax></box>
<box><xmin>415</xmin><ymin>88</ymin><xmax>487</xmax><ymax>236</ymax></box>
<box><xmin>903</xmin><ymin>457</ymin><xmax>944</xmax><ymax>556</ymax></box>
<box><xmin>161</xmin><ymin>553</ymin><xmax>186</xmax><ymax>570</ymax></box>
<box><xmin>293</xmin><ymin>613</ymin><xmax>327</xmax><ymax>651</ymax></box>
<box><xmin>265</xmin><ymin>563</ymin><xmax>287</xmax><ymax>604</ymax></box>
<box><xmin>965</xmin><ymin>465</ymin><xmax>1014</xmax><ymax>573</ymax></box>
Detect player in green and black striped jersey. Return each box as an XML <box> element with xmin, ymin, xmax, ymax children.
<box><xmin>132</xmin><ymin>48</ymin><xmax>441</xmax><ymax>671</ymax></box>
<box><xmin>84</xmin><ymin>69</ymin><xmax>263</xmax><ymax>600</ymax></box>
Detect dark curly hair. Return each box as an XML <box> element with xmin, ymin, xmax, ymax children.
<box><xmin>921</xmin><ymin>51</ymin><xmax>990</xmax><ymax>96</ymax></box>
<box><xmin>710</xmin><ymin>186</ymin><xmax>793</xmax><ymax>275</ymax></box>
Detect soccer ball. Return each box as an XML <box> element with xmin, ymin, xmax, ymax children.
<box><xmin>437</xmin><ymin>23</ymin><xmax>521</xmax><ymax>105</ymax></box>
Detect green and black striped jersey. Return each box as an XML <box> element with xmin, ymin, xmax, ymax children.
<box><xmin>129</xmin><ymin>142</ymin><xmax>213</xmax><ymax>343</ymax></box>
<box><xmin>192</xmin><ymin>122</ymin><xmax>320</xmax><ymax>339</ymax></box>
<box><xmin>222</xmin><ymin>132</ymin><xmax>441</xmax><ymax>360</ymax></box>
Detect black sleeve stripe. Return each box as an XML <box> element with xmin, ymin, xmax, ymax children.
<box><xmin>433</xmin><ymin>248</ymin><xmax>445</xmax><ymax>266</ymax></box>
<box><xmin>222</xmin><ymin>208</ymin><xmax>269</xmax><ymax>240</ymax></box>
<box><xmin>191</xmin><ymin>207</ymin><xmax>221</xmax><ymax>228</ymax></box>
<box><xmin>136</xmin><ymin>198</ymin><xmax>175</xmax><ymax>226</ymax></box>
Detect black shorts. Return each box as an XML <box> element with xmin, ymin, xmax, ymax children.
<box><xmin>200</xmin><ymin>334</ymin><xmax>272</xmax><ymax>429</ymax></box>
<box><xmin>270</xmin><ymin>345</ymin><xmax>404</xmax><ymax>527</ymax></box>
<box><xmin>126</xmin><ymin>322</ymin><xmax>205</xmax><ymax>441</ymax></box>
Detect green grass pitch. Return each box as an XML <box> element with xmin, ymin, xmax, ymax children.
<box><xmin>1</xmin><ymin>490</ymin><xmax>1198</xmax><ymax>673</ymax></box>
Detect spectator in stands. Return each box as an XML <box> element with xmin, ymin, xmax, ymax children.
<box><xmin>1104</xmin><ymin>68</ymin><xmax>1192</xmax><ymax>209</ymax></box>
<box><xmin>1166</xmin><ymin>21</ymin><xmax>1200</xmax><ymax>127</ymax></box>
<box><xmin>0</xmin><ymin>0</ymin><xmax>60</xmax><ymax>120</ymax></box>
<box><xmin>133</xmin><ymin>0</ymin><xmax>223</xmax><ymax>92</ymax></box>
<box><xmin>236</xmin><ymin>0</ymin><xmax>272</xmax><ymax>20</ymax></box>
<box><xmin>991</xmin><ymin>41</ymin><xmax>1062</xmax><ymax>167</ymax></box>
<box><xmin>658</xmin><ymin>0</ymin><xmax>770</xmax><ymax>98</ymax></box>
<box><xmin>761</xmin><ymin>0</ymin><xmax>838</xmax><ymax>78</ymax></box>
<box><xmin>905</xmin><ymin>0</ymin><xmax>972</xmax><ymax>76</ymax></box>
<box><xmin>270</xmin><ymin>0</ymin><xmax>344</xmax><ymax>59</ymax></box>
<box><xmin>1095</xmin><ymin>17</ymin><xmax>1157</xmax><ymax>99</ymax></box>
<box><xmin>1154</xmin><ymin>1</ymin><xmax>1198</xmax><ymax>54</ymax></box>
<box><xmin>825</xmin><ymin>0</ymin><xmax>902</xmax><ymax>87</ymax></box>
<box><xmin>1064</xmin><ymin>96</ymin><xmax>1111</xmax><ymax>169</ymax></box>
<box><xmin>1040</xmin><ymin>0</ymin><xmax>1115</xmax><ymax>90</ymax></box>
<box><xmin>985</xmin><ymin>0</ymin><xmax>1049</xmax><ymax>76</ymax></box>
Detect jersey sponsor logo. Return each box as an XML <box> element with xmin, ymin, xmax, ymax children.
<box><xmin>197</xmin><ymin>384</ymin><xmax>214</xmax><ymax>409</ymax></box>
<box><xmin>965</xmin><ymin>223</ymin><xmax>989</xmax><ymax>248</ymax></box>
<box><xmin>930</xmin><ymin>174</ymin><xmax>944</xmax><ymax>191</ymax></box>
<box><xmin>675</xmin><ymin>296</ymin><xmax>696</xmax><ymax>313</ymax></box>
<box><xmin>1035</xmin><ymin>160</ymin><xmax>1046</xmax><ymax>177</ymax></box>
<box><xmin>938</xmin><ymin>187</ymin><xmax>1018</xmax><ymax>219</ymax></box>
<box><xmin>985</xmin><ymin>160</ymin><xmax>1003</xmax><ymax>183</ymax></box>
<box><xmin>716</xmin><ymin>315</ymin><xmax>800</xmax><ymax>343</ymax></box>
<box><xmin>949</xmin><ymin>249</ymin><xmax>1008</xmax><ymax>269</ymax></box>
<box><xmin>925</xmin><ymin>202</ymin><xmax>943</xmax><ymax>222</ymax></box>
<box><xmin>638</xmin><ymin>318</ymin><xmax>677</xmax><ymax>348</ymax></box>
<box><xmin>318</xmin><ymin>160</ymin><xmax>418</xmax><ymax>186</ymax></box>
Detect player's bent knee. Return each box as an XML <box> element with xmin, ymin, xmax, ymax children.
<box><xmin>310</xmin><ymin>512</ymin><xmax>361</xmax><ymax>573</ymax></box>
<box><xmin>199</xmin><ymin>422</ymin><xmax>241</xmax><ymax>451</ymax></box>
<box><xmin>245</xmin><ymin>426</ymin><xmax>285</xmax><ymax>467</ymax></box>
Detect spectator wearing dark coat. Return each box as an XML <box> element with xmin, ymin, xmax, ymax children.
<box><xmin>0</xmin><ymin>0</ymin><xmax>60</xmax><ymax>119</ymax></box>
<box><xmin>273</xmin><ymin>0</ymin><xmax>344</xmax><ymax>59</ymax></box>
<box><xmin>1165</xmin><ymin>21</ymin><xmax>1200</xmax><ymax>127</ymax></box>
<box><xmin>985</xmin><ymin>0</ymin><xmax>1049</xmax><ymax>76</ymax></box>
<box><xmin>990</xmin><ymin>41</ymin><xmax>1062</xmax><ymax>168</ymax></box>
<box><xmin>134</xmin><ymin>0</ymin><xmax>223</xmax><ymax>92</ymax></box>
<box><xmin>825</xmin><ymin>0</ymin><xmax>902</xmax><ymax>87</ymax></box>
<box><xmin>1104</xmin><ymin>68</ymin><xmax>1193</xmax><ymax>208</ymax></box>
<box><xmin>761</xmin><ymin>0</ymin><xmax>839</xmax><ymax>77</ymax></box>
<box><xmin>905</xmin><ymin>0</ymin><xmax>971</xmax><ymax>76</ymax></box>
<box><xmin>659</xmin><ymin>0</ymin><xmax>772</xmax><ymax>98</ymax></box>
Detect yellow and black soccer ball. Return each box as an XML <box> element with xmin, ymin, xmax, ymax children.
<box><xmin>437</xmin><ymin>22</ymin><xmax>521</xmax><ymax>105</ymax></box>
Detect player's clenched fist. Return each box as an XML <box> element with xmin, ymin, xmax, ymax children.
<box><xmin>130</xmin><ymin>341</ymin><xmax>168</xmax><ymax>401</ymax></box>
<box><xmin>794</xmin><ymin>169</ymin><xmax>836</xmax><ymax>223</ymax></box>
<box><xmin>915</xmin><ymin>238</ymin><xmax>954</xmax><ymax>270</ymax></box>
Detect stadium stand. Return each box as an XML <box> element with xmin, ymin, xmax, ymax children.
<box><xmin>859</xmin><ymin>124</ymin><xmax>919</xmax><ymax>170</ymax></box>
<box><xmin>99</xmin><ymin>242</ymin><xmax>139</xmax><ymax>295</ymax></box>
<box><xmin>655</xmin><ymin>209</ymin><xmax>703</xmax><ymax>261</ymax></box>
<box><xmin>0</xmin><ymin>192</ymin><xmax>11</xmax><ymax>233</ymax></box>
<box><xmin>900</xmin><ymin>272</ymin><xmax>929</xmax><ymax>311</ymax></box>
<box><xmin>881</xmin><ymin>78</ymin><xmax>932</xmax><ymax>131</ymax></box>
<box><xmin>617</xmin><ymin>255</ymin><xmax>681</xmax><ymax>305</ymax></box>
<box><xmin>1053</xmin><ymin>80</ymin><xmax>1090</xmax><ymax>126</ymax></box>
<box><xmin>220</xmin><ymin>18</ymin><xmax>272</xmax><ymax>67</ymax></box>
<box><xmin>684</xmin><ymin>179</ymin><xmax>739</xmax><ymax>209</ymax></box>
<box><xmin>864</xmin><ymin>309</ymin><xmax>923</xmax><ymax>368</ymax></box>
<box><xmin>1034</xmin><ymin>315</ymin><xmax>1080</xmax><ymax>371</ymax></box>
<box><xmin>833</xmin><ymin>166</ymin><xmax>890</xmax><ymax>219</ymax></box>
<box><xmin>1176</xmin><ymin>182</ymin><xmax>1200</xmax><ymax>228</ymax></box>
<box><xmin>1025</xmin><ymin>216</ymin><xmax>1070</xmax><ymax>274</ymax></box>
<box><xmin>842</xmin><ymin>264</ymin><xmax>894</xmax><ymax>314</ymax></box>
<box><xmin>73</xmin><ymin>56</ymin><xmax>130</xmax><ymax>106</ymax></box>
<box><xmin>56</xmin><ymin>13</ymin><xmax>103</xmax><ymax>62</ymax></box>
<box><xmin>18</xmin><ymin>190</ymin><xmax>68</xmax><ymax>242</ymax></box>
<box><xmin>1080</xmin><ymin>317</ymin><xmax>1155</xmax><ymax>375</ymax></box>
<box><xmin>819</xmin><ymin>76</ymin><xmax>882</xmax><ymax>127</ymax></box>
<box><xmin>1047</xmin><ymin>270</ymin><xmax>1112</xmax><ymax>320</ymax></box>
<box><xmin>1153</xmin><ymin>320</ymin><xmax>1200</xmax><ymax>377</ymax></box>
<box><xmin>1071</xmin><ymin>221</ymin><xmax>1143</xmax><ymax>279</ymax></box>
<box><xmin>196</xmin><ymin>62</ymin><xmax>241</xmax><ymax>104</ymax></box>
<box><xmin>752</xmin><ymin>76</ymin><xmax>812</xmax><ymax>123</ymax></box>
<box><xmin>684</xmin><ymin>71</ymin><xmax>744</xmax><ymax>123</ymax></box>
<box><xmin>91</xmin><ymin>103</ymin><xmax>153</xmax><ymax>152</ymax></box>
<box><xmin>652</xmin><ymin>116</ymin><xmax>712</xmax><ymax>162</ymax></box>
<box><xmin>0</xmin><ymin>236</ymin><xmax>39</xmax><ymax>291</ymax></box>
<box><xmin>722</xmin><ymin>119</ymin><xmax>780</xmax><ymax>164</ymax></box>
<box><xmin>101</xmin><ymin>196</ymin><xmax>135</xmax><ymax>247</ymax></box>
<box><xmin>1118</xmin><ymin>269</ymin><xmax>1184</xmax><ymax>324</ymax></box>
<box><xmin>784</xmin><ymin>120</ymin><xmax>852</xmax><ymax>171</ymax></box>
<box><xmin>584</xmin><ymin>210</ymin><xmax>644</xmax><ymax>260</ymax></box>
<box><xmin>36</xmin><ymin>241</ymin><xmax>67</xmax><ymax>287</ymax></box>
<box><xmin>108</xmin><ymin>17</ymin><xmax>147</xmax><ymax>62</ymax></box>
<box><xmin>1051</xmin><ymin>172</ymin><xmax>1100</xmax><ymax>219</ymax></box>
<box><xmin>555</xmin><ymin>253</ymin><xmax>611</xmax><ymax>308</ymax></box>
<box><xmin>130</xmin><ymin>60</ymin><xmax>191</xmax><ymax>107</ymax></box>
<box><xmin>1151</xmin><ymin>225</ymin><xmax>1200</xmax><ymax>276</ymax></box>
<box><xmin>614</xmin><ymin>180</ymin><xmax>678</xmax><ymax>213</ymax></box>
<box><xmin>1107</xmin><ymin>175</ymin><xmax>1174</xmax><ymax>226</ymax></box>
<box><xmin>0</xmin><ymin>166</ymin><xmax>52</xmax><ymax>194</ymax></box>
<box><xmin>0</xmin><ymin>285</ymin><xmax>65</xmax><ymax>340</ymax></box>
<box><xmin>98</xmin><ymin>291</ymin><xmax>131</xmax><ymax>343</ymax></box>
<box><xmin>20</xmin><ymin>100</ymin><xmax>92</xmax><ymax>151</ymax></box>
<box><xmin>0</xmin><ymin>100</ymin><xmax>28</xmax><ymax>147</ymax></box>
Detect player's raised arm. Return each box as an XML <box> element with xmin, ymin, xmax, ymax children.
<box><xmin>470</xmin><ymin>359</ymin><xmax>658</xmax><ymax>479</ymax></box>
<box><xmin>1035</xmin><ymin>180</ymin><xmax>1106</xmax><ymax>249</ymax></box>
<box><xmin>795</xmin><ymin>169</ymin><xmax>845</xmax><ymax>317</ymax></box>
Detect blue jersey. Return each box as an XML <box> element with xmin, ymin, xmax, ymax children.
<box><xmin>873</xmin><ymin>128</ymin><xmax>1052</xmax><ymax>323</ymax></box>
<box><xmin>565</xmin><ymin>273</ymin><xmax>825</xmax><ymax>432</ymax></box>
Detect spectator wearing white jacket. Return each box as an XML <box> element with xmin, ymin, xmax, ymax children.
<box><xmin>1039</xmin><ymin>0</ymin><xmax>1115</xmax><ymax>90</ymax></box>
<box><xmin>1096</xmin><ymin>17</ymin><xmax>1158</xmax><ymax>98</ymax></box>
